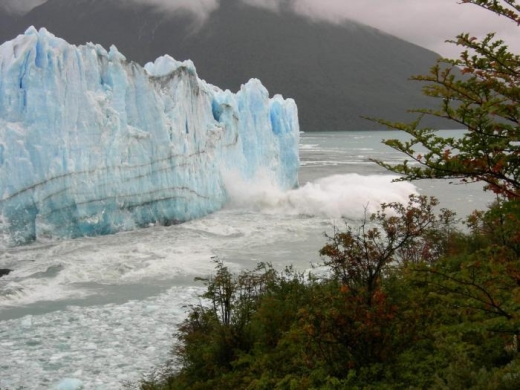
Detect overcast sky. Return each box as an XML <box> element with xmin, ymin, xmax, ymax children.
<box><xmin>291</xmin><ymin>0</ymin><xmax>520</xmax><ymax>58</ymax></box>
<box><xmin>4</xmin><ymin>0</ymin><xmax>520</xmax><ymax>58</ymax></box>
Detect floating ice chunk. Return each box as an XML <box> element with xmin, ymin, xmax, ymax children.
<box><xmin>143</xmin><ymin>304</ymin><xmax>159</xmax><ymax>313</ymax></box>
<box><xmin>55</xmin><ymin>378</ymin><xmax>84</xmax><ymax>390</ymax></box>
<box><xmin>21</xmin><ymin>316</ymin><xmax>32</xmax><ymax>329</ymax></box>
<box><xmin>84</xmin><ymin>342</ymin><xmax>98</xmax><ymax>350</ymax></box>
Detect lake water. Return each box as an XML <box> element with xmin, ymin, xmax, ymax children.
<box><xmin>0</xmin><ymin>130</ymin><xmax>494</xmax><ymax>389</ymax></box>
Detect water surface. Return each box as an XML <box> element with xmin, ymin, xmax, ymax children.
<box><xmin>0</xmin><ymin>130</ymin><xmax>493</xmax><ymax>389</ymax></box>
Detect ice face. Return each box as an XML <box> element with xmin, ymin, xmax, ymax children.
<box><xmin>0</xmin><ymin>27</ymin><xmax>299</xmax><ymax>246</ymax></box>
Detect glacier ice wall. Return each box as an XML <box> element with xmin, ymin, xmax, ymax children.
<box><xmin>0</xmin><ymin>27</ymin><xmax>299</xmax><ymax>245</ymax></box>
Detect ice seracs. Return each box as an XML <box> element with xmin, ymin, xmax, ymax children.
<box><xmin>0</xmin><ymin>27</ymin><xmax>299</xmax><ymax>246</ymax></box>
<box><xmin>144</xmin><ymin>54</ymin><xmax>196</xmax><ymax>77</ymax></box>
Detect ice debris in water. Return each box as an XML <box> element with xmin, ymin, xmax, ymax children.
<box><xmin>21</xmin><ymin>315</ymin><xmax>32</xmax><ymax>328</ymax></box>
<box><xmin>55</xmin><ymin>378</ymin><xmax>84</xmax><ymax>390</ymax></box>
<box><xmin>0</xmin><ymin>26</ymin><xmax>299</xmax><ymax>246</ymax></box>
<box><xmin>0</xmin><ymin>285</ymin><xmax>202</xmax><ymax>389</ymax></box>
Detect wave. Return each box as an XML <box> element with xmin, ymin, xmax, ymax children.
<box><xmin>223</xmin><ymin>171</ymin><xmax>417</xmax><ymax>220</ymax></box>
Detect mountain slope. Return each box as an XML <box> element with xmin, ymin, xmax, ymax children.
<box><xmin>0</xmin><ymin>0</ymin><xmax>447</xmax><ymax>131</ymax></box>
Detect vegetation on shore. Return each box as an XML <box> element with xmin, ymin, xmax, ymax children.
<box><xmin>136</xmin><ymin>1</ymin><xmax>520</xmax><ymax>388</ymax></box>
<box><xmin>136</xmin><ymin>194</ymin><xmax>520</xmax><ymax>389</ymax></box>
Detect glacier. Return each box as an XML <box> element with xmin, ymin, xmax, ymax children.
<box><xmin>0</xmin><ymin>27</ymin><xmax>300</xmax><ymax>246</ymax></box>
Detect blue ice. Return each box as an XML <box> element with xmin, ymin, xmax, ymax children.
<box><xmin>0</xmin><ymin>27</ymin><xmax>300</xmax><ymax>245</ymax></box>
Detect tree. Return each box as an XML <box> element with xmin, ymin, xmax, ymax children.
<box><xmin>298</xmin><ymin>195</ymin><xmax>457</xmax><ymax>382</ymax></box>
<box><xmin>371</xmin><ymin>0</ymin><xmax>520</xmax><ymax>373</ymax></box>
<box><xmin>416</xmin><ymin>200</ymin><xmax>520</xmax><ymax>337</ymax></box>
<box><xmin>370</xmin><ymin>0</ymin><xmax>520</xmax><ymax>332</ymax></box>
<box><xmin>374</xmin><ymin>0</ymin><xmax>520</xmax><ymax>199</ymax></box>
<box><xmin>319</xmin><ymin>195</ymin><xmax>455</xmax><ymax>305</ymax></box>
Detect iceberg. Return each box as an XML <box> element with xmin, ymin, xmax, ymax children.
<box><xmin>0</xmin><ymin>27</ymin><xmax>299</xmax><ymax>246</ymax></box>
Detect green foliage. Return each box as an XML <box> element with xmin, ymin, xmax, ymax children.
<box><xmin>320</xmin><ymin>195</ymin><xmax>455</xmax><ymax>297</ymax></box>
<box><xmin>134</xmin><ymin>195</ymin><xmax>520</xmax><ymax>389</ymax></box>
<box><xmin>417</xmin><ymin>200</ymin><xmax>520</xmax><ymax>336</ymax></box>
<box><xmin>372</xmin><ymin>0</ymin><xmax>520</xmax><ymax>199</ymax></box>
<box><xmin>138</xmin><ymin>197</ymin><xmax>520</xmax><ymax>389</ymax></box>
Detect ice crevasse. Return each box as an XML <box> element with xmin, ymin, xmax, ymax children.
<box><xmin>0</xmin><ymin>27</ymin><xmax>300</xmax><ymax>246</ymax></box>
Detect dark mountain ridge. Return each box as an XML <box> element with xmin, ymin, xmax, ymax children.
<box><xmin>0</xmin><ymin>0</ymin><xmax>449</xmax><ymax>131</ymax></box>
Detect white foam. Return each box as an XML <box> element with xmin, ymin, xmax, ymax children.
<box><xmin>0</xmin><ymin>226</ymin><xmax>221</xmax><ymax>307</ymax></box>
<box><xmin>0</xmin><ymin>171</ymin><xmax>417</xmax><ymax>310</ymax></box>
<box><xmin>224</xmin><ymin>172</ymin><xmax>417</xmax><ymax>220</ymax></box>
<box><xmin>299</xmin><ymin>143</ymin><xmax>320</xmax><ymax>150</ymax></box>
<box><xmin>300</xmin><ymin>160</ymin><xmax>370</xmax><ymax>166</ymax></box>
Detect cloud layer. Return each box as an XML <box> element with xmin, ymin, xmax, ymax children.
<box><xmin>125</xmin><ymin>0</ymin><xmax>520</xmax><ymax>57</ymax></box>
<box><xmin>3</xmin><ymin>0</ymin><xmax>520</xmax><ymax>57</ymax></box>
<box><xmin>292</xmin><ymin>0</ymin><xmax>520</xmax><ymax>57</ymax></box>
<box><xmin>0</xmin><ymin>0</ymin><xmax>46</xmax><ymax>15</ymax></box>
<box><xmin>126</xmin><ymin>0</ymin><xmax>219</xmax><ymax>22</ymax></box>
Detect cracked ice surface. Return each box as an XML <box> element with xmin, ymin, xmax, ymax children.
<box><xmin>0</xmin><ymin>27</ymin><xmax>299</xmax><ymax>246</ymax></box>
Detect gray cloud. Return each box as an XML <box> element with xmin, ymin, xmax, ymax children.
<box><xmin>292</xmin><ymin>0</ymin><xmax>520</xmax><ymax>58</ymax></box>
<box><xmin>1</xmin><ymin>0</ymin><xmax>220</xmax><ymax>21</ymax></box>
<box><xmin>126</xmin><ymin>0</ymin><xmax>219</xmax><ymax>22</ymax></box>
<box><xmin>3</xmin><ymin>0</ymin><xmax>519</xmax><ymax>58</ymax></box>
<box><xmin>0</xmin><ymin>0</ymin><xmax>47</xmax><ymax>15</ymax></box>
<box><xmin>241</xmin><ymin>0</ymin><xmax>282</xmax><ymax>12</ymax></box>
<box><xmin>130</xmin><ymin>0</ymin><xmax>520</xmax><ymax>57</ymax></box>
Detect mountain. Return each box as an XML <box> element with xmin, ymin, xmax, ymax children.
<box><xmin>0</xmin><ymin>27</ymin><xmax>299</xmax><ymax>246</ymax></box>
<box><xmin>0</xmin><ymin>0</ymin><xmax>446</xmax><ymax>131</ymax></box>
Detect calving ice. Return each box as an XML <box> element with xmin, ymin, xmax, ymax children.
<box><xmin>0</xmin><ymin>27</ymin><xmax>300</xmax><ymax>246</ymax></box>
